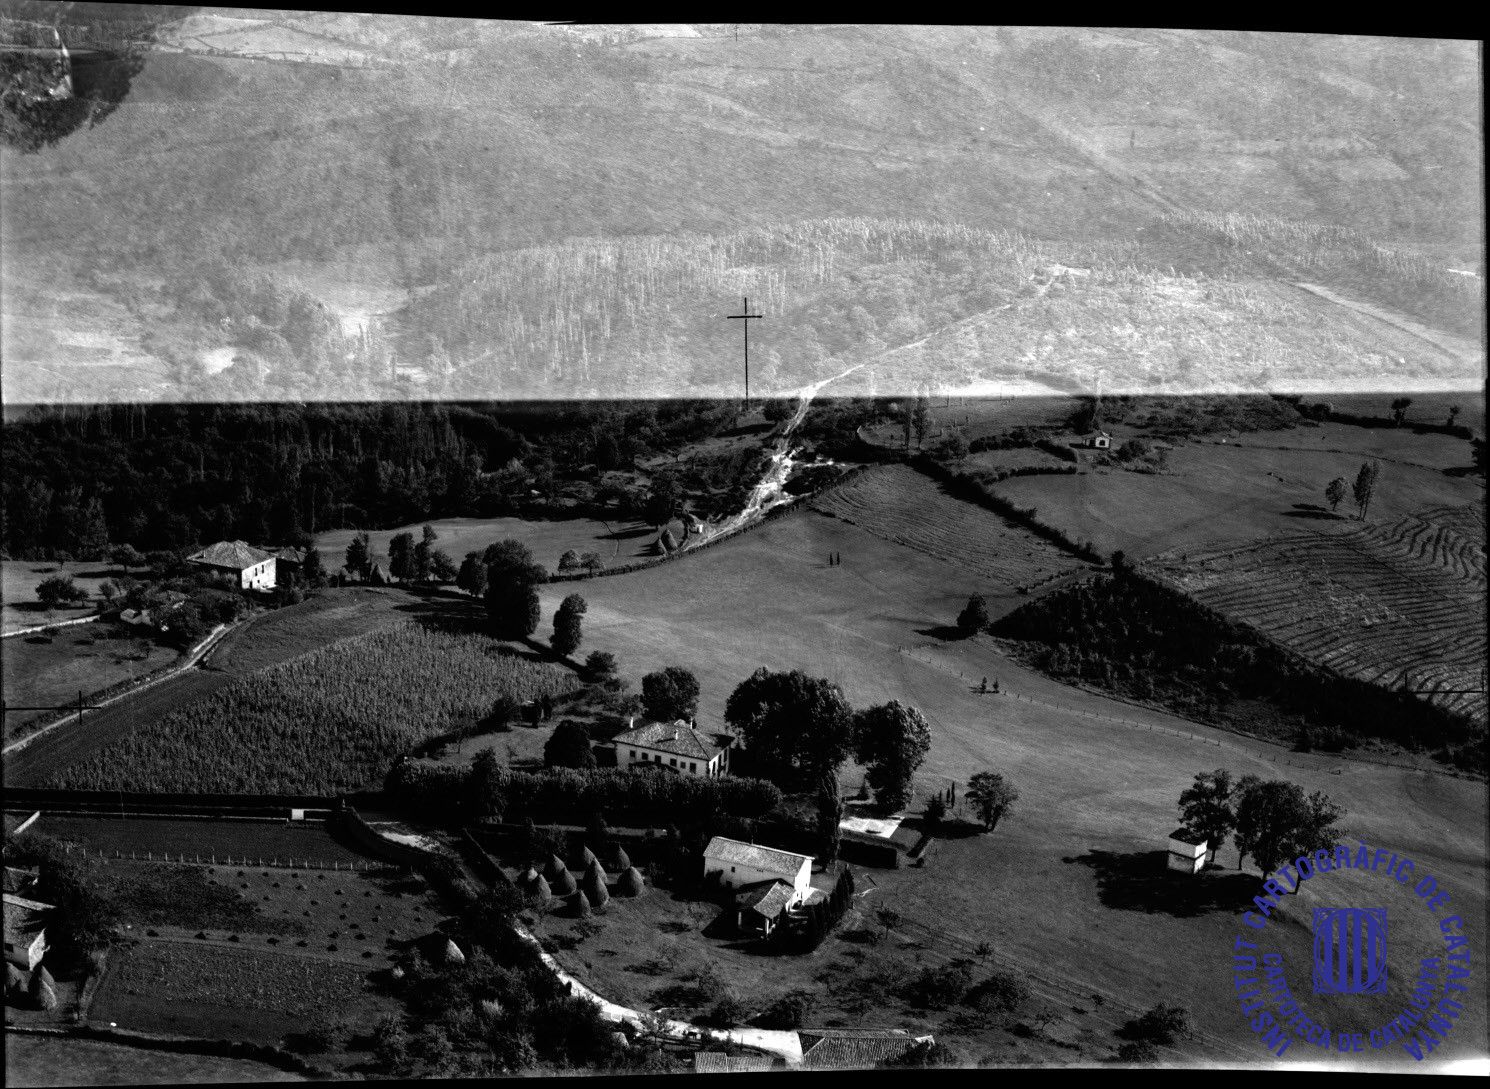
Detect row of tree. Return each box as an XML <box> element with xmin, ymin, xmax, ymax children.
<box><xmin>1322</xmin><ymin>460</ymin><xmax>1382</xmax><ymax>519</ymax></box>
<box><xmin>1177</xmin><ymin>768</ymin><xmax>1342</xmax><ymax>875</ymax></box>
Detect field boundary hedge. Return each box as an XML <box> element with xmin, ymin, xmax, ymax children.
<box><xmin>909</xmin><ymin>456</ymin><xmax>1102</xmax><ymax>563</ymax></box>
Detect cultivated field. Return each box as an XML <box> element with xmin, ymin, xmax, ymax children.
<box><xmin>40</xmin><ymin>622</ymin><xmax>577</xmax><ymax>794</ymax></box>
<box><xmin>5</xmin><ymin>587</ymin><xmax>457</xmax><ymax>786</ymax></box>
<box><xmin>34</xmin><ymin>817</ymin><xmax>374</xmax><ymax>869</ymax></box>
<box><xmin>1145</xmin><ymin>511</ymin><xmax>1488</xmax><ymax>724</ymax></box>
<box><xmin>810</xmin><ymin>465</ymin><xmax>1088</xmax><ymax>591</ymax></box>
<box><xmin>523</xmin><ymin>499</ymin><xmax>1487</xmax><ymax>1065</ymax></box>
<box><xmin>989</xmin><ymin>429</ymin><xmax>1484</xmax><ymax>559</ymax></box>
<box><xmin>4</xmin><ymin>1034</ymin><xmax>306</xmax><ymax>1087</ymax></box>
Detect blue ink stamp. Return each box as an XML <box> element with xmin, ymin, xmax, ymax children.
<box><xmin>1312</xmin><ymin>908</ymin><xmax>1387</xmax><ymax>995</ymax></box>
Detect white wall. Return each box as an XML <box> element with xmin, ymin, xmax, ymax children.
<box><xmin>704</xmin><ymin>855</ymin><xmax>811</xmax><ymax>901</ymax></box>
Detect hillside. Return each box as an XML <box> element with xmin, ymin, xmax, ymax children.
<box><xmin>0</xmin><ymin>19</ymin><xmax>1481</xmax><ymax>402</ymax></box>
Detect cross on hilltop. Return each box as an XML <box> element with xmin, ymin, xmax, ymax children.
<box><xmin>726</xmin><ymin>296</ymin><xmax>762</xmax><ymax>408</ymax></box>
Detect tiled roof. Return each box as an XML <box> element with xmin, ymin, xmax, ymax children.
<box><xmin>2</xmin><ymin>868</ymin><xmax>39</xmax><ymax>895</ymax></box>
<box><xmin>1169</xmin><ymin>828</ymin><xmax>1207</xmax><ymax>846</ymax></box>
<box><xmin>797</xmin><ymin>1029</ymin><xmax>924</xmax><ymax>1070</ymax></box>
<box><xmin>187</xmin><ymin>540</ymin><xmax>273</xmax><ymax>570</ymax></box>
<box><xmin>273</xmin><ymin>546</ymin><xmax>306</xmax><ymax>563</ymax></box>
<box><xmin>694</xmin><ymin>1053</ymin><xmax>777</xmax><ymax>1073</ymax></box>
<box><xmin>612</xmin><ymin>720</ymin><xmax>723</xmax><ymax>762</ymax></box>
<box><xmin>734</xmin><ymin>880</ymin><xmax>795</xmax><ymax>920</ymax></box>
<box><xmin>704</xmin><ymin>836</ymin><xmax>812</xmax><ymax>878</ymax></box>
<box><xmin>3</xmin><ymin>894</ymin><xmax>53</xmax><ymax>940</ymax></box>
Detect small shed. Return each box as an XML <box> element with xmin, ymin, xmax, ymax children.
<box><xmin>1167</xmin><ymin>828</ymin><xmax>1209</xmax><ymax>874</ymax></box>
<box><xmin>732</xmin><ymin>879</ymin><xmax>796</xmax><ymax>936</ymax></box>
<box><xmin>1085</xmin><ymin>430</ymin><xmax>1113</xmax><ymax>449</ymax></box>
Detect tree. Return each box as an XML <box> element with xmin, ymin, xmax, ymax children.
<box><xmin>724</xmin><ymin>668</ymin><xmax>855</xmax><ymax>792</ymax></box>
<box><xmin>1232</xmin><ymin>777</ymin><xmax>1343</xmax><ymax>875</ymax></box>
<box><xmin>924</xmin><ymin>794</ymin><xmax>947</xmax><ymax>831</ymax></box>
<box><xmin>1352</xmin><ymin>460</ymin><xmax>1381</xmax><ymax>521</ymax></box>
<box><xmin>1176</xmin><ymin>769</ymin><xmax>1237</xmax><ymax>867</ymax></box>
<box><xmin>580</xmin><ymin>551</ymin><xmax>604</xmax><ymax>574</ymax></box>
<box><xmin>956</xmin><ymin>593</ymin><xmax>990</xmax><ymax>636</ymax></box>
<box><xmin>457</xmin><ymin>552</ymin><xmax>487</xmax><ymax>597</ymax></box>
<box><xmin>1447</xmin><ymin>404</ymin><xmax>1462</xmax><ymax>428</ymax></box>
<box><xmin>641</xmin><ymin>666</ymin><xmax>700</xmax><ymax>722</ymax></box>
<box><xmin>345</xmin><ymin>531</ymin><xmax>372</xmax><ymax>579</ymax></box>
<box><xmin>388</xmin><ymin>531</ymin><xmax>416</xmax><ymax>581</ymax></box>
<box><xmin>755</xmin><ymin>992</ymin><xmax>810</xmax><ymax>1030</ymax></box>
<box><xmin>544</xmin><ymin>721</ymin><xmax>596</xmax><ymax>770</ymax></box>
<box><xmin>1324</xmin><ymin>477</ymin><xmax>1348</xmax><ymax>513</ymax></box>
<box><xmin>110</xmin><ymin>544</ymin><xmax>145</xmax><ymax>568</ymax></box>
<box><xmin>584</xmin><ymin>650</ymin><xmax>618</xmax><ymax>683</ymax></box>
<box><xmin>965</xmin><ymin>771</ymin><xmax>1018</xmax><ymax>831</ymax></box>
<box><xmin>853</xmin><ymin>701</ymin><xmax>932</xmax><ymax>811</ymax></box>
<box><xmin>412</xmin><ymin>524</ymin><xmax>439</xmax><ymax>581</ymax></box>
<box><xmin>815</xmin><ymin>777</ymin><xmax>843</xmax><ymax>862</ymax></box>
<box><xmin>1389</xmin><ymin>397</ymin><xmax>1413</xmax><ymax>426</ymax></box>
<box><xmin>551</xmin><ymin>594</ymin><xmax>587</xmax><ymax>658</ymax></box>
<box><xmin>36</xmin><ymin>575</ymin><xmax>89</xmax><ymax>610</ymax></box>
<box><xmin>301</xmin><ymin>547</ymin><xmax>328</xmax><ymax>587</ymax></box>
<box><xmin>484</xmin><ymin>540</ymin><xmax>547</xmax><ymax>639</ymax></box>
<box><xmin>912</xmin><ymin>394</ymin><xmax>931</xmax><ymax>447</ymax></box>
<box><xmin>488</xmin><ymin>695</ymin><xmax>520</xmax><ymax>732</ymax></box>
<box><xmin>1124</xmin><ymin>1003</ymin><xmax>1189</xmax><ymax>1046</ymax></box>
<box><xmin>558</xmin><ymin>549</ymin><xmax>581</xmax><ymax>571</ymax></box>
<box><xmin>643</xmin><ymin>473</ymin><xmax>681</xmax><ymax>527</ymax></box>
<box><xmin>429</xmin><ymin>549</ymin><xmax>458</xmax><ymax>583</ymax></box>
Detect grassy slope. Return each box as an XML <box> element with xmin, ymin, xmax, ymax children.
<box><xmin>519</xmin><ymin>503</ymin><xmax>1485</xmax><ymax>1062</ymax></box>
<box><xmin>4</xmin><ymin>1034</ymin><xmax>305</xmax><ymax>1087</ymax></box>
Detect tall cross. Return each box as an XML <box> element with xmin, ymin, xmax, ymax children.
<box><xmin>726</xmin><ymin>296</ymin><xmax>763</xmax><ymax>407</ymax></box>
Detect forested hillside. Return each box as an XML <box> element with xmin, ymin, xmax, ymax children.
<box><xmin>1</xmin><ymin>18</ymin><xmax>1480</xmax><ymax>402</ymax></box>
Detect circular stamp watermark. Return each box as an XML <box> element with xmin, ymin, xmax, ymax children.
<box><xmin>1229</xmin><ymin>842</ymin><xmax>1474</xmax><ymax>1063</ymax></box>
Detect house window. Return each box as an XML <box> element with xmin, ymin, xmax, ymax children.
<box><xmin>689</xmin><ymin>762</ymin><xmax>696</xmax><ymax>772</ymax></box>
<box><xmin>669</xmin><ymin>758</ymin><xmax>677</xmax><ymax>767</ymax></box>
<box><xmin>629</xmin><ymin>749</ymin><xmax>636</xmax><ymax>759</ymax></box>
<box><xmin>655</xmin><ymin>754</ymin><xmax>662</xmax><ymax>763</ymax></box>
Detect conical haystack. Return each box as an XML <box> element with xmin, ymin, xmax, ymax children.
<box><xmin>443</xmin><ymin>939</ymin><xmax>466</xmax><ymax>966</ymax></box>
<box><xmin>584</xmin><ymin>858</ymin><xmax>608</xmax><ymax>885</ymax></box>
<box><xmin>577</xmin><ymin>846</ymin><xmax>598</xmax><ymax>870</ymax></box>
<box><xmin>542</xmin><ymin>853</ymin><xmax>567</xmax><ymax>883</ymax></box>
<box><xmin>612</xmin><ymin>846</ymin><xmax>631</xmax><ymax>872</ymax></box>
<box><xmin>28</xmin><ymin>971</ymin><xmax>56</xmax><ymax>1011</ymax></box>
<box><xmin>551</xmin><ymin>866</ymin><xmax>577</xmax><ymax>897</ymax></box>
<box><xmin>6</xmin><ymin>963</ymin><xmax>26</xmax><ymax>995</ymax></box>
<box><xmin>530</xmin><ymin>874</ymin><xmax>553</xmax><ymax>905</ymax></box>
<box><xmin>572</xmin><ymin>890</ymin><xmax>592</xmax><ymax>918</ymax></box>
<box><xmin>33</xmin><ymin>966</ymin><xmax>54</xmax><ymax>990</ymax></box>
<box><xmin>582</xmin><ymin>864</ymin><xmax>609</xmax><ymax>909</ymax></box>
<box><xmin>616</xmin><ymin>867</ymin><xmax>646</xmax><ymax>898</ymax></box>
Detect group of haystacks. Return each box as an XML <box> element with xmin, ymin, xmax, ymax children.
<box><xmin>516</xmin><ymin>844</ymin><xmax>646</xmax><ymax>918</ymax></box>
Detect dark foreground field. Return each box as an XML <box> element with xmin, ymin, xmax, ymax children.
<box><xmin>4</xmin><ymin>1034</ymin><xmax>305</xmax><ymax>1086</ymax></box>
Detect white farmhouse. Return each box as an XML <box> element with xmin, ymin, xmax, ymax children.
<box><xmin>612</xmin><ymin>718</ymin><xmax>735</xmax><ymax>777</ymax></box>
<box><xmin>703</xmin><ymin>837</ymin><xmax>813</xmax><ymax>934</ymax></box>
<box><xmin>186</xmin><ymin>540</ymin><xmax>277</xmax><ymax>591</ymax></box>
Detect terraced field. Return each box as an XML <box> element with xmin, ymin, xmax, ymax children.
<box><xmin>1145</xmin><ymin>509</ymin><xmax>1487</xmax><ymax>724</ymax></box>
<box><xmin>809</xmin><ymin>464</ymin><xmax>1087</xmax><ymax>591</ymax></box>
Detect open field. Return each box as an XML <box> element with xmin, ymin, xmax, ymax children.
<box><xmin>810</xmin><ymin>465</ymin><xmax>1091</xmax><ymax>591</ymax></box>
<box><xmin>1</xmin><ymin>560</ymin><xmax>140</xmax><ymax>634</ymax></box>
<box><xmin>522</xmin><ymin>500</ymin><xmax>1487</xmax><ymax>1064</ymax></box>
<box><xmin>5</xmin><ymin>587</ymin><xmax>455</xmax><ymax>786</ymax></box>
<box><xmin>40</xmin><ymin>622</ymin><xmax>577</xmax><ymax>794</ymax></box>
<box><xmin>32</xmin><ymin>817</ymin><xmax>374</xmax><ymax>869</ymax></box>
<box><xmin>316</xmin><ymin>514</ymin><xmax>658</xmax><ymax>577</ymax></box>
<box><xmin>988</xmin><ymin>429</ymin><xmax>1484</xmax><ymax>559</ymax></box>
<box><xmin>859</xmin><ymin>395</ymin><xmax>1075</xmax><ymax>450</ymax></box>
<box><xmin>2</xmin><ymin>627</ymin><xmax>180</xmax><ymax>743</ymax></box>
<box><xmin>1145</xmin><ymin>512</ymin><xmax>1487</xmax><ymax>724</ymax></box>
<box><xmin>4</xmin><ymin>1034</ymin><xmax>306</xmax><ymax>1086</ymax></box>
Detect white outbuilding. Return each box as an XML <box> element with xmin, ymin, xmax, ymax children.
<box><xmin>1167</xmin><ymin>828</ymin><xmax>1209</xmax><ymax>874</ymax></box>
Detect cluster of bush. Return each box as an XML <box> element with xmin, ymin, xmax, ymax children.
<box><xmin>995</xmin><ymin>571</ymin><xmax>1481</xmax><ymax>766</ymax></box>
<box><xmin>911</xmin><ymin>457</ymin><xmax>1101</xmax><ymax>563</ymax></box>
<box><xmin>386</xmin><ymin>761</ymin><xmax>782</xmax><ymax>828</ymax></box>
<box><xmin>966</xmin><ymin>427</ymin><xmax>1050</xmax><ymax>454</ymax></box>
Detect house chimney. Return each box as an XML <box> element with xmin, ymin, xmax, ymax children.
<box><xmin>628</xmin><ymin>715</ymin><xmax>635</xmax><ymax>730</ymax></box>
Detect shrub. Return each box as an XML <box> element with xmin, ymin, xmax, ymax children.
<box><xmin>964</xmin><ymin>971</ymin><xmax>1029</xmax><ymax>1018</ymax></box>
<box><xmin>905</xmin><ymin>959</ymin><xmax>975</xmax><ymax>1009</ymax></box>
<box><xmin>703</xmin><ymin>993</ymin><xmax>746</xmax><ymax>1028</ymax></box>
<box><xmin>755</xmin><ymin>992</ymin><xmax>810</xmax><ymax>1030</ymax></box>
<box><xmin>1123</xmin><ymin>1003</ymin><xmax>1189</xmax><ymax>1046</ymax></box>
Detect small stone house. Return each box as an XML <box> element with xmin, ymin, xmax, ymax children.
<box><xmin>1167</xmin><ymin>827</ymin><xmax>1209</xmax><ymax>874</ymax></box>
<box><xmin>612</xmin><ymin>718</ymin><xmax>735</xmax><ymax>777</ymax></box>
<box><xmin>186</xmin><ymin>540</ymin><xmax>276</xmax><ymax>591</ymax></box>
<box><xmin>1084</xmin><ymin>430</ymin><xmax>1113</xmax><ymax>449</ymax></box>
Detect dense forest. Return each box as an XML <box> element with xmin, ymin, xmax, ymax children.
<box><xmin>0</xmin><ymin>399</ymin><xmax>763</xmax><ymax>558</ymax></box>
<box><xmin>993</xmin><ymin>569</ymin><xmax>1483</xmax><ymax>774</ymax></box>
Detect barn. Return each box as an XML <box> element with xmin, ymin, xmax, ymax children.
<box><xmin>703</xmin><ymin>837</ymin><xmax>813</xmax><ymax>933</ymax></box>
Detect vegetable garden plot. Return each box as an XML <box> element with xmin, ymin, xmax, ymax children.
<box><xmin>809</xmin><ymin>464</ymin><xmax>1083</xmax><ymax>590</ymax></box>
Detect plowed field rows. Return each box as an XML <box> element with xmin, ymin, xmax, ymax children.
<box><xmin>809</xmin><ymin>464</ymin><xmax>1085</xmax><ymax>590</ymax></box>
<box><xmin>1146</xmin><ymin>511</ymin><xmax>1487</xmax><ymax>724</ymax></box>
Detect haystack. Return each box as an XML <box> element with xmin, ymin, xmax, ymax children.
<box><xmin>542</xmin><ymin>853</ymin><xmax>567</xmax><ymax>883</ymax></box>
<box><xmin>6</xmin><ymin>963</ymin><xmax>26</xmax><ymax>996</ymax></box>
<box><xmin>577</xmin><ymin>846</ymin><xmax>598</xmax><ymax>870</ymax></box>
<box><xmin>581</xmin><ymin>864</ymin><xmax>609</xmax><ymax>909</ymax></box>
<box><xmin>442</xmin><ymin>939</ymin><xmax>466</xmax><ymax>966</ymax></box>
<box><xmin>28</xmin><ymin>971</ymin><xmax>56</xmax><ymax>1011</ymax></box>
<box><xmin>584</xmin><ymin>858</ymin><xmax>608</xmax><ymax>885</ymax></box>
<box><xmin>551</xmin><ymin>866</ymin><xmax>577</xmax><ymax>897</ymax></box>
<box><xmin>616</xmin><ymin>867</ymin><xmax>646</xmax><ymax>898</ymax></box>
<box><xmin>612</xmin><ymin>846</ymin><xmax>632</xmax><ymax>872</ymax></box>
<box><xmin>572</xmin><ymin>890</ymin><xmax>592</xmax><ymax>918</ymax></box>
<box><xmin>529</xmin><ymin>874</ymin><xmax>553</xmax><ymax>905</ymax></box>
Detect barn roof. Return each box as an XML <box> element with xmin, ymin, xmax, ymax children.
<box><xmin>704</xmin><ymin>836</ymin><xmax>811</xmax><ymax>878</ymax></box>
<box><xmin>2</xmin><ymin>868</ymin><xmax>39</xmax><ymax>895</ymax></box>
<box><xmin>3</xmin><ymin>894</ymin><xmax>53</xmax><ymax>941</ymax></box>
<box><xmin>694</xmin><ymin>1052</ymin><xmax>777</xmax><ymax>1073</ymax></box>
<box><xmin>733</xmin><ymin>879</ymin><xmax>795</xmax><ymax>920</ymax></box>
<box><xmin>797</xmin><ymin>1029</ymin><xmax>926</xmax><ymax>1069</ymax></box>
<box><xmin>187</xmin><ymin>540</ymin><xmax>273</xmax><ymax>570</ymax></box>
<box><xmin>612</xmin><ymin>719</ymin><xmax>724</xmax><ymax>762</ymax></box>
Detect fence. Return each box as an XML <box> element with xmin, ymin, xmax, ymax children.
<box><xmin>59</xmin><ymin>842</ymin><xmax>398</xmax><ymax>873</ymax></box>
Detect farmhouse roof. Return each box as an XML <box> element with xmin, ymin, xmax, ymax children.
<box><xmin>3</xmin><ymin>894</ymin><xmax>53</xmax><ymax>940</ymax></box>
<box><xmin>704</xmin><ymin>837</ymin><xmax>811</xmax><ymax>879</ymax></box>
<box><xmin>2</xmin><ymin>868</ymin><xmax>39</xmax><ymax>895</ymax></box>
<box><xmin>612</xmin><ymin>719</ymin><xmax>725</xmax><ymax>762</ymax></box>
<box><xmin>694</xmin><ymin>1052</ymin><xmax>777</xmax><ymax>1073</ymax></box>
<box><xmin>733</xmin><ymin>879</ymin><xmax>795</xmax><ymax>920</ymax></box>
<box><xmin>797</xmin><ymin>1029</ymin><xmax>926</xmax><ymax>1069</ymax></box>
<box><xmin>272</xmin><ymin>546</ymin><xmax>306</xmax><ymax>564</ymax></box>
<box><xmin>187</xmin><ymin>540</ymin><xmax>273</xmax><ymax>570</ymax></box>
<box><xmin>1169</xmin><ymin>828</ymin><xmax>1207</xmax><ymax>846</ymax></box>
